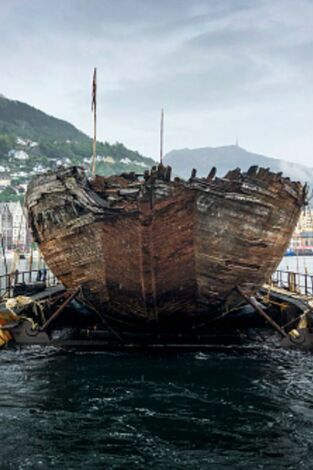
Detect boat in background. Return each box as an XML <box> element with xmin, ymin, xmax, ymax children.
<box><xmin>25</xmin><ymin>164</ymin><xmax>307</xmax><ymax>325</ymax></box>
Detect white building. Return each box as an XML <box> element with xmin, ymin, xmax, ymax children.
<box><xmin>16</xmin><ymin>137</ymin><xmax>27</xmax><ymax>146</ymax></box>
<box><xmin>0</xmin><ymin>202</ymin><xmax>28</xmax><ymax>248</ymax></box>
<box><xmin>10</xmin><ymin>149</ymin><xmax>29</xmax><ymax>160</ymax></box>
<box><xmin>298</xmin><ymin>209</ymin><xmax>313</xmax><ymax>232</ymax></box>
<box><xmin>100</xmin><ymin>156</ymin><xmax>115</xmax><ymax>163</ymax></box>
<box><xmin>0</xmin><ymin>173</ymin><xmax>11</xmax><ymax>188</ymax></box>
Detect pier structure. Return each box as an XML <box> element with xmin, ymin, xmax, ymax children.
<box><xmin>0</xmin><ymin>267</ymin><xmax>312</xmax><ymax>350</ymax></box>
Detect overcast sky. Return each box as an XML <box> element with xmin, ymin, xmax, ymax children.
<box><xmin>1</xmin><ymin>0</ymin><xmax>313</xmax><ymax>165</ymax></box>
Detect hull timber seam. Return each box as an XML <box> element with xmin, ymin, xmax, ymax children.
<box><xmin>25</xmin><ymin>164</ymin><xmax>307</xmax><ymax>322</ymax></box>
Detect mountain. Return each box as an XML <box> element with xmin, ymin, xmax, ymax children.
<box><xmin>0</xmin><ymin>95</ymin><xmax>87</xmax><ymax>143</ymax></box>
<box><xmin>164</xmin><ymin>145</ymin><xmax>313</xmax><ymax>188</ymax></box>
<box><xmin>0</xmin><ymin>95</ymin><xmax>155</xmax><ymax>201</ymax></box>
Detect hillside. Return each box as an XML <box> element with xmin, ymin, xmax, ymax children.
<box><xmin>0</xmin><ymin>95</ymin><xmax>87</xmax><ymax>143</ymax></box>
<box><xmin>164</xmin><ymin>145</ymin><xmax>313</xmax><ymax>188</ymax></box>
<box><xmin>0</xmin><ymin>95</ymin><xmax>155</xmax><ymax>200</ymax></box>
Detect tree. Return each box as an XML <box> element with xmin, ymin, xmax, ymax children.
<box><xmin>0</xmin><ymin>134</ymin><xmax>15</xmax><ymax>156</ymax></box>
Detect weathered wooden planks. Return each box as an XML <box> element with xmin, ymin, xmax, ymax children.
<box><xmin>25</xmin><ymin>164</ymin><xmax>306</xmax><ymax>322</ymax></box>
<box><xmin>193</xmin><ymin>170</ymin><xmax>303</xmax><ymax>310</ymax></box>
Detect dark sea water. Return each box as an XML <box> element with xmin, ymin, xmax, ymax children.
<box><xmin>1</xmin><ymin>347</ymin><xmax>313</xmax><ymax>469</ymax></box>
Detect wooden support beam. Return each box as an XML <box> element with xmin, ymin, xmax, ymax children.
<box><xmin>236</xmin><ymin>285</ymin><xmax>288</xmax><ymax>338</ymax></box>
<box><xmin>40</xmin><ymin>287</ymin><xmax>80</xmax><ymax>331</ymax></box>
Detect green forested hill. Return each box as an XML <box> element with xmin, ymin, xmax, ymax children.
<box><xmin>0</xmin><ymin>95</ymin><xmax>155</xmax><ymax>199</ymax></box>
<box><xmin>0</xmin><ymin>95</ymin><xmax>87</xmax><ymax>142</ymax></box>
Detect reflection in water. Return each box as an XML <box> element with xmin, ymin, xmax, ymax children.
<box><xmin>1</xmin><ymin>347</ymin><xmax>313</xmax><ymax>469</ymax></box>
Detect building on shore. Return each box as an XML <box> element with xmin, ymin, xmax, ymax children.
<box><xmin>0</xmin><ymin>173</ymin><xmax>11</xmax><ymax>190</ymax></box>
<box><xmin>0</xmin><ymin>202</ymin><xmax>29</xmax><ymax>249</ymax></box>
<box><xmin>288</xmin><ymin>207</ymin><xmax>313</xmax><ymax>255</ymax></box>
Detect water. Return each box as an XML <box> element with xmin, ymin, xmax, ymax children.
<box><xmin>278</xmin><ymin>256</ymin><xmax>313</xmax><ymax>275</ymax></box>
<box><xmin>1</xmin><ymin>256</ymin><xmax>313</xmax><ymax>469</ymax></box>
<box><xmin>1</xmin><ymin>347</ymin><xmax>313</xmax><ymax>469</ymax></box>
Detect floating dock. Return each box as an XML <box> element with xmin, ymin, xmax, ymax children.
<box><xmin>0</xmin><ymin>268</ymin><xmax>312</xmax><ymax>351</ymax></box>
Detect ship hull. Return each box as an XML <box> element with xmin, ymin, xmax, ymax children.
<box><xmin>26</xmin><ymin>165</ymin><xmax>305</xmax><ymax>322</ymax></box>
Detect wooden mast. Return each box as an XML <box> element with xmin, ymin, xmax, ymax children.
<box><xmin>91</xmin><ymin>67</ymin><xmax>97</xmax><ymax>177</ymax></box>
<box><xmin>160</xmin><ymin>108</ymin><xmax>164</xmax><ymax>164</ymax></box>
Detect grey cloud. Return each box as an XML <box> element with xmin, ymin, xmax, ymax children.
<box><xmin>0</xmin><ymin>0</ymin><xmax>313</xmax><ymax>165</ymax></box>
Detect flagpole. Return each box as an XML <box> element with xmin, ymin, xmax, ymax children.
<box><xmin>91</xmin><ymin>67</ymin><xmax>97</xmax><ymax>177</ymax></box>
<box><xmin>160</xmin><ymin>108</ymin><xmax>164</xmax><ymax>164</ymax></box>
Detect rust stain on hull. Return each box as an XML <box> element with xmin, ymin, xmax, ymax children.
<box><xmin>25</xmin><ymin>164</ymin><xmax>306</xmax><ymax>322</ymax></box>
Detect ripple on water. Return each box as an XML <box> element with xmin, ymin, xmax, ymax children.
<box><xmin>0</xmin><ymin>346</ymin><xmax>313</xmax><ymax>468</ymax></box>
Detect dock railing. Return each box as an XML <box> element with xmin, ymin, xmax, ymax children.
<box><xmin>0</xmin><ymin>269</ymin><xmax>59</xmax><ymax>300</ymax></box>
<box><xmin>1</xmin><ymin>267</ymin><xmax>312</xmax><ymax>301</ymax></box>
<box><xmin>272</xmin><ymin>270</ymin><xmax>313</xmax><ymax>296</ymax></box>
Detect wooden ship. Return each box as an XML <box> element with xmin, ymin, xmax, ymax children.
<box><xmin>25</xmin><ymin>163</ymin><xmax>306</xmax><ymax>325</ymax></box>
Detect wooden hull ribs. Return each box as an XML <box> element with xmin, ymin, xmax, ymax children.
<box><xmin>25</xmin><ymin>165</ymin><xmax>306</xmax><ymax>323</ymax></box>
